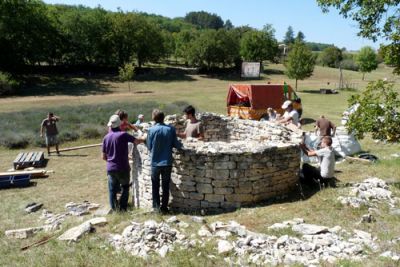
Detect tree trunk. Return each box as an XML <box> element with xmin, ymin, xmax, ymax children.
<box><xmin>295</xmin><ymin>79</ymin><xmax>298</xmax><ymax>91</ymax></box>
<box><xmin>362</xmin><ymin>73</ymin><xmax>365</xmax><ymax>80</ymax></box>
<box><xmin>128</xmin><ymin>82</ymin><xmax>131</xmax><ymax>92</ymax></box>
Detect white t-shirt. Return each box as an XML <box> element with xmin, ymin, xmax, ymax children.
<box><xmin>316</xmin><ymin>147</ymin><xmax>335</xmax><ymax>178</ymax></box>
<box><xmin>283</xmin><ymin>110</ymin><xmax>299</xmax><ymax>125</ymax></box>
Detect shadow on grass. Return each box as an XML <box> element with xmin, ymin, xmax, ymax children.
<box><xmin>301</xmin><ymin>118</ymin><xmax>316</xmax><ymax>125</ymax></box>
<box><xmin>18</xmin><ymin>75</ymin><xmax>112</xmax><ymax>97</ymax></box>
<box><xmin>134</xmin><ymin>67</ymin><xmax>196</xmax><ymax>82</ymax></box>
<box><xmin>262</xmin><ymin>68</ymin><xmax>285</xmax><ymax>75</ymax></box>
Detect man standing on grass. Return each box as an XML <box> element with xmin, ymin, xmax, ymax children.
<box><xmin>40</xmin><ymin>112</ymin><xmax>60</xmax><ymax>156</ymax></box>
<box><xmin>315</xmin><ymin>115</ymin><xmax>336</xmax><ymax>137</ymax></box>
<box><xmin>178</xmin><ymin>105</ymin><xmax>204</xmax><ymax>140</ymax></box>
<box><xmin>102</xmin><ymin>114</ymin><xmax>143</xmax><ymax>212</ymax></box>
<box><xmin>147</xmin><ymin>109</ymin><xmax>183</xmax><ymax>213</ymax></box>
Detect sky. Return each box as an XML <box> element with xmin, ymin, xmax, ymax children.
<box><xmin>43</xmin><ymin>0</ymin><xmax>385</xmax><ymax>51</ymax></box>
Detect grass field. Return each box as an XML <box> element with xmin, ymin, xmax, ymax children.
<box><xmin>0</xmin><ymin>64</ymin><xmax>399</xmax><ymax>266</ymax></box>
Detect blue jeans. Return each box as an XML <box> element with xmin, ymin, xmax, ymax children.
<box><xmin>151</xmin><ymin>166</ymin><xmax>172</xmax><ymax>210</ymax></box>
<box><xmin>107</xmin><ymin>171</ymin><xmax>130</xmax><ymax>211</ymax></box>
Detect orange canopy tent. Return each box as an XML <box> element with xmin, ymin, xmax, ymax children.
<box><xmin>227</xmin><ymin>84</ymin><xmax>288</xmax><ymax>110</ymax></box>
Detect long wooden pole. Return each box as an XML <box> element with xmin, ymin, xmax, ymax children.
<box><xmin>50</xmin><ymin>143</ymin><xmax>102</xmax><ymax>153</ymax></box>
<box><xmin>0</xmin><ymin>169</ymin><xmax>53</xmax><ymax>177</ymax></box>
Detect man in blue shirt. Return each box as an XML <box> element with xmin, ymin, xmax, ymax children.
<box><xmin>147</xmin><ymin>109</ymin><xmax>183</xmax><ymax>213</ymax></box>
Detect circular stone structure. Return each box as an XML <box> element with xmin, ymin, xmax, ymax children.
<box><xmin>131</xmin><ymin>113</ymin><xmax>302</xmax><ymax>212</ymax></box>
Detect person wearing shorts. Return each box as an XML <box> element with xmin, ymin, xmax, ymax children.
<box><xmin>40</xmin><ymin>112</ymin><xmax>60</xmax><ymax>155</ymax></box>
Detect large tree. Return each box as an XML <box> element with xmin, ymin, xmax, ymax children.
<box><xmin>283</xmin><ymin>26</ymin><xmax>295</xmax><ymax>45</ymax></box>
<box><xmin>284</xmin><ymin>41</ymin><xmax>316</xmax><ymax>90</ymax></box>
<box><xmin>317</xmin><ymin>0</ymin><xmax>400</xmax><ymax>74</ymax></box>
<box><xmin>356</xmin><ymin>46</ymin><xmax>378</xmax><ymax>80</ymax></box>
<box><xmin>240</xmin><ymin>30</ymin><xmax>279</xmax><ymax>63</ymax></box>
<box><xmin>184</xmin><ymin>11</ymin><xmax>224</xmax><ymax>29</ymax></box>
<box><xmin>319</xmin><ymin>46</ymin><xmax>343</xmax><ymax>68</ymax></box>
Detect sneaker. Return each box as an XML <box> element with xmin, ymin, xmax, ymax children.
<box><xmin>160</xmin><ymin>207</ymin><xmax>169</xmax><ymax>214</ymax></box>
<box><xmin>152</xmin><ymin>207</ymin><xmax>161</xmax><ymax>214</ymax></box>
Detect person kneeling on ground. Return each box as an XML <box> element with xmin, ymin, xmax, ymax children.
<box><xmin>277</xmin><ymin>100</ymin><xmax>300</xmax><ymax>127</ymax></box>
<box><xmin>102</xmin><ymin>114</ymin><xmax>144</xmax><ymax>212</ymax></box>
<box><xmin>300</xmin><ymin>136</ymin><xmax>336</xmax><ymax>187</ymax></box>
<box><xmin>177</xmin><ymin>105</ymin><xmax>204</xmax><ymax>140</ymax></box>
<box><xmin>147</xmin><ymin>109</ymin><xmax>183</xmax><ymax>213</ymax></box>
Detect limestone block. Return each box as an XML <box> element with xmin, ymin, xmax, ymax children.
<box><xmin>189</xmin><ymin>192</ymin><xmax>205</xmax><ymax>201</ymax></box>
<box><xmin>205</xmin><ymin>194</ymin><xmax>225</xmax><ymax>203</ymax></box>
<box><xmin>196</xmin><ymin>183</ymin><xmax>213</xmax><ymax>194</ymax></box>
<box><xmin>225</xmin><ymin>194</ymin><xmax>254</xmax><ymax>203</ymax></box>
<box><xmin>212</xmin><ymin>180</ymin><xmax>238</xmax><ymax>188</ymax></box>
<box><xmin>214</xmin><ymin>187</ymin><xmax>234</xmax><ymax>194</ymax></box>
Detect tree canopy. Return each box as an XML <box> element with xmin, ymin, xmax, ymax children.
<box><xmin>184</xmin><ymin>11</ymin><xmax>224</xmax><ymax>30</ymax></box>
<box><xmin>356</xmin><ymin>46</ymin><xmax>378</xmax><ymax>80</ymax></box>
<box><xmin>317</xmin><ymin>0</ymin><xmax>400</xmax><ymax>74</ymax></box>
<box><xmin>284</xmin><ymin>41</ymin><xmax>316</xmax><ymax>90</ymax></box>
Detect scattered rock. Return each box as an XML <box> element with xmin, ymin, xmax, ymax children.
<box><xmin>25</xmin><ymin>202</ymin><xmax>43</xmax><ymax>213</ymax></box>
<box><xmin>292</xmin><ymin>224</ymin><xmax>329</xmax><ymax>235</ymax></box>
<box><xmin>166</xmin><ymin>216</ymin><xmax>179</xmax><ymax>224</ymax></box>
<box><xmin>58</xmin><ymin>222</ymin><xmax>93</xmax><ymax>242</ymax></box>
<box><xmin>359</xmin><ymin>213</ymin><xmax>376</xmax><ymax>223</ymax></box>
<box><xmin>65</xmin><ymin>201</ymin><xmax>100</xmax><ymax>216</ymax></box>
<box><xmin>380</xmin><ymin>251</ymin><xmax>400</xmax><ymax>261</ymax></box>
<box><xmin>338</xmin><ymin>177</ymin><xmax>395</xmax><ymax>208</ymax></box>
<box><xmin>198</xmin><ymin>226</ymin><xmax>212</xmax><ymax>237</ymax></box>
<box><xmin>389</xmin><ymin>209</ymin><xmax>400</xmax><ymax>216</ymax></box>
<box><xmin>191</xmin><ymin>216</ymin><xmax>206</xmax><ymax>224</ymax></box>
<box><xmin>217</xmin><ymin>240</ymin><xmax>233</xmax><ymax>254</ymax></box>
<box><xmin>94</xmin><ymin>207</ymin><xmax>112</xmax><ymax>216</ymax></box>
<box><xmin>177</xmin><ymin>221</ymin><xmax>189</xmax><ymax>228</ymax></box>
<box><xmin>5</xmin><ymin>227</ymin><xmax>43</xmax><ymax>239</ymax></box>
<box><xmin>85</xmin><ymin>217</ymin><xmax>107</xmax><ymax>226</ymax></box>
<box><xmin>109</xmin><ymin>220</ymin><xmax>186</xmax><ymax>259</ymax></box>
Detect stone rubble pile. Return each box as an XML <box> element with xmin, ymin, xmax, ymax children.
<box><xmin>200</xmin><ymin>219</ymin><xmax>379</xmax><ymax>266</ymax></box>
<box><xmin>109</xmin><ymin>220</ymin><xmax>188</xmax><ymax>259</ymax></box>
<box><xmin>337</xmin><ymin>177</ymin><xmax>398</xmax><ymax>208</ymax></box>
<box><xmin>107</xmin><ymin>217</ymin><xmax>400</xmax><ymax>265</ymax></box>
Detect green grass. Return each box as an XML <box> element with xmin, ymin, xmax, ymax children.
<box><xmin>0</xmin><ymin>64</ymin><xmax>399</xmax><ymax>266</ymax></box>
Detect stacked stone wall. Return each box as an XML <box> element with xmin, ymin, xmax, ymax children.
<box><xmin>132</xmin><ymin>113</ymin><xmax>301</xmax><ymax>212</ymax></box>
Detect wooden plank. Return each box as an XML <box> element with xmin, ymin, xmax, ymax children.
<box><xmin>24</xmin><ymin>152</ymin><xmax>33</xmax><ymax>164</ymax></box>
<box><xmin>0</xmin><ymin>169</ymin><xmax>53</xmax><ymax>178</ymax></box>
<box><xmin>19</xmin><ymin>153</ymin><xmax>27</xmax><ymax>163</ymax></box>
<box><xmin>50</xmin><ymin>143</ymin><xmax>102</xmax><ymax>153</ymax></box>
<box><xmin>13</xmin><ymin>153</ymin><xmax>24</xmax><ymax>163</ymax></box>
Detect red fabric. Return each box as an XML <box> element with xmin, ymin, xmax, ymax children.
<box><xmin>227</xmin><ymin>84</ymin><xmax>288</xmax><ymax>109</ymax></box>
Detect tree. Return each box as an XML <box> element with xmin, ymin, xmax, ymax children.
<box><xmin>356</xmin><ymin>46</ymin><xmax>378</xmax><ymax>80</ymax></box>
<box><xmin>188</xmin><ymin>29</ymin><xmax>239</xmax><ymax>68</ymax></box>
<box><xmin>174</xmin><ymin>29</ymin><xmax>199</xmax><ymax>65</ymax></box>
<box><xmin>317</xmin><ymin>0</ymin><xmax>400</xmax><ymax>74</ymax></box>
<box><xmin>283</xmin><ymin>26</ymin><xmax>295</xmax><ymax>45</ymax></box>
<box><xmin>224</xmin><ymin>19</ymin><xmax>234</xmax><ymax>30</ymax></box>
<box><xmin>284</xmin><ymin>41</ymin><xmax>316</xmax><ymax>90</ymax></box>
<box><xmin>347</xmin><ymin>80</ymin><xmax>400</xmax><ymax>141</ymax></box>
<box><xmin>240</xmin><ymin>30</ymin><xmax>279</xmax><ymax>63</ymax></box>
<box><xmin>319</xmin><ymin>46</ymin><xmax>343</xmax><ymax>68</ymax></box>
<box><xmin>295</xmin><ymin>31</ymin><xmax>305</xmax><ymax>42</ymax></box>
<box><xmin>118</xmin><ymin>62</ymin><xmax>135</xmax><ymax>92</ymax></box>
<box><xmin>184</xmin><ymin>11</ymin><xmax>224</xmax><ymax>29</ymax></box>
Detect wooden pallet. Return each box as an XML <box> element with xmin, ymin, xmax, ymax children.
<box><xmin>13</xmin><ymin>152</ymin><xmax>45</xmax><ymax>170</ymax></box>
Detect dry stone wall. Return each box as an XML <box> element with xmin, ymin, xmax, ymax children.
<box><xmin>132</xmin><ymin>113</ymin><xmax>302</xmax><ymax>212</ymax></box>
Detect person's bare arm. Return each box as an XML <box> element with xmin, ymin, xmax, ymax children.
<box><xmin>177</xmin><ymin>131</ymin><xmax>186</xmax><ymax>139</ymax></box>
<box><xmin>102</xmin><ymin>152</ymin><xmax>107</xmax><ymax>161</ymax></box>
<box><xmin>128</xmin><ymin>123</ymin><xmax>139</xmax><ymax>132</ymax></box>
<box><xmin>40</xmin><ymin>124</ymin><xmax>44</xmax><ymax>137</ymax></box>
<box><xmin>300</xmin><ymin>143</ymin><xmax>317</xmax><ymax>157</ymax></box>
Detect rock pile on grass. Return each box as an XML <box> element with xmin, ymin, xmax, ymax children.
<box><xmin>338</xmin><ymin>177</ymin><xmax>398</xmax><ymax>208</ymax></box>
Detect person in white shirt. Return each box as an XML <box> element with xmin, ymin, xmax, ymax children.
<box><xmin>300</xmin><ymin>136</ymin><xmax>336</xmax><ymax>187</ymax></box>
<box><xmin>278</xmin><ymin>100</ymin><xmax>299</xmax><ymax>126</ymax></box>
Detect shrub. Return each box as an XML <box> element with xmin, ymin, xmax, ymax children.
<box><xmin>81</xmin><ymin>124</ymin><xmax>105</xmax><ymax>139</ymax></box>
<box><xmin>0</xmin><ymin>72</ymin><xmax>19</xmax><ymax>96</ymax></box>
<box><xmin>58</xmin><ymin>131</ymin><xmax>79</xmax><ymax>142</ymax></box>
<box><xmin>340</xmin><ymin>59</ymin><xmax>359</xmax><ymax>71</ymax></box>
<box><xmin>347</xmin><ymin>80</ymin><xmax>400</xmax><ymax>141</ymax></box>
<box><xmin>0</xmin><ymin>132</ymin><xmax>30</xmax><ymax>149</ymax></box>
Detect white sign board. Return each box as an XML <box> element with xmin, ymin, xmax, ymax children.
<box><xmin>241</xmin><ymin>62</ymin><xmax>261</xmax><ymax>78</ymax></box>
